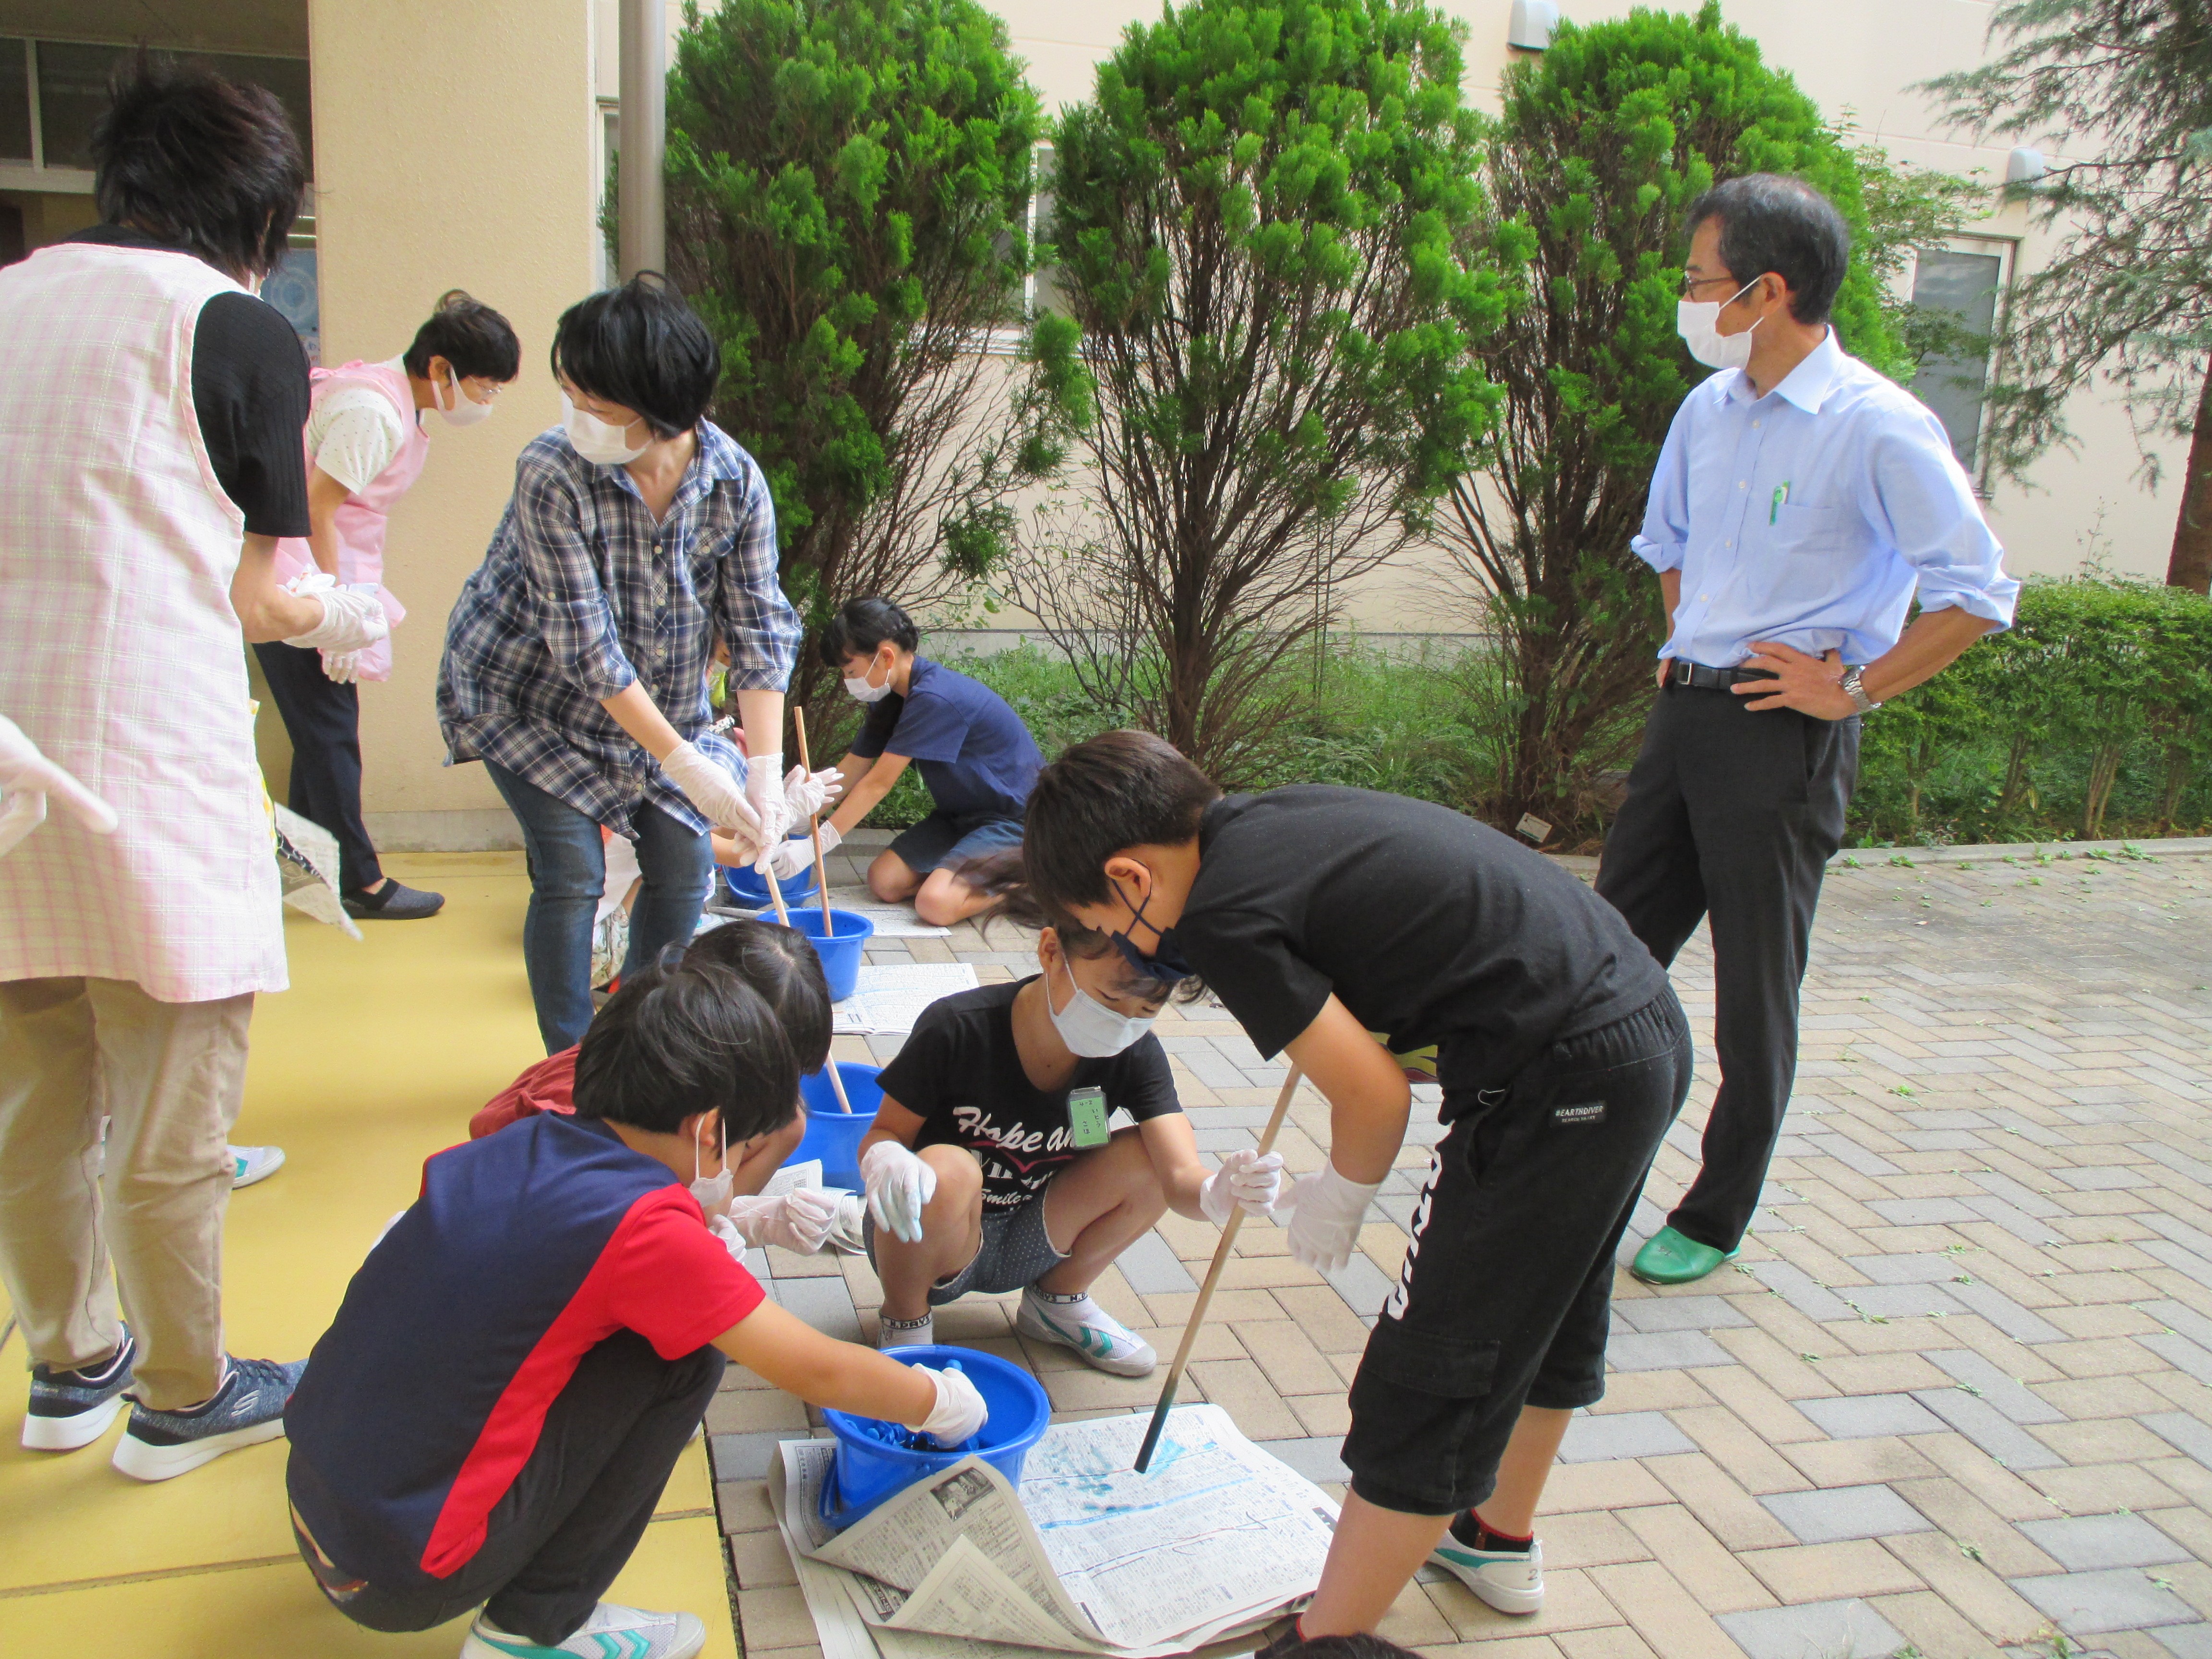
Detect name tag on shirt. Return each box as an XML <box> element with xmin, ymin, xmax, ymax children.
<box><xmin>1068</xmin><ymin>1086</ymin><xmax>1111</xmax><ymax>1149</ymax></box>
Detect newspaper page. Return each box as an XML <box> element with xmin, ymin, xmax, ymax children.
<box><xmin>831</xmin><ymin>963</ymin><xmax>980</xmax><ymax>1034</ymax></box>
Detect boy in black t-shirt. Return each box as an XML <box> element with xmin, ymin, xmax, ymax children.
<box><xmin>856</xmin><ymin>924</ymin><xmax>1284</xmax><ymax>1373</ymax></box>
<box><xmin>1015</xmin><ymin>731</ymin><xmax>1690</xmax><ymax>1637</ymax></box>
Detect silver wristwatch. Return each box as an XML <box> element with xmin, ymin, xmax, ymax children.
<box><xmin>1840</xmin><ymin>666</ymin><xmax>1880</xmax><ymax>715</ymax></box>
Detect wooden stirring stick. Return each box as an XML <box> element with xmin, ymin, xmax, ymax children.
<box><xmin>791</xmin><ymin>707</ymin><xmax>854</xmax><ymax>1116</ymax></box>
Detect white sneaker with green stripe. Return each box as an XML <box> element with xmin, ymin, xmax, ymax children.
<box><xmin>1015</xmin><ymin>1287</ymin><xmax>1155</xmax><ymax>1377</ymax></box>
<box><xmin>458</xmin><ymin>1602</ymin><xmax>705</xmax><ymax>1659</ymax></box>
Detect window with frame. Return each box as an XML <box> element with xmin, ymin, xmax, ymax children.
<box><xmin>1909</xmin><ymin>237</ymin><xmax>2012</xmax><ymax>481</ymax></box>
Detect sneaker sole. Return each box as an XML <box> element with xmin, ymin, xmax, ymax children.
<box><xmin>1015</xmin><ymin>1312</ymin><xmax>1156</xmax><ymax>1378</ymax></box>
<box><xmin>21</xmin><ymin>1393</ymin><xmax>125</xmax><ymax>1452</ymax></box>
<box><xmin>111</xmin><ymin>1414</ymin><xmax>286</xmax><ymax>1481</ymax></box>
<box><xmin>1432</xmin><ymin>1551</ymin><xmax>1543</xmax><ymax>1616</ymax></box>
<box><xmin>460</xmin><ymin>1621</ymin><xmax>705</xmax><ymax>1659</ymax></box>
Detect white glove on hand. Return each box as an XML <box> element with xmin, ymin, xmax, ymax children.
<box><xmin>862</xmin><ymin>1139</ymin><xmax>937</xmax><ymax>1244</ymax></box>
<box><xmin>769</xmin><ymin>821</ymin><xmax>839</xmax><ymax>883</ymax></box>
<box><xmin>724</xmin><ymin>1189</ymin><xmax>840</xmax><ymax>1254</ymax></box>
<box><xmin>744</xmin><ymin>749</ymin><xmax>791</xmax><ymax>866</ymax></box>
<box><xmin>784</xmin><ymin>763</ymin><xmax>844</xmax><ymax>820</ymax></box>
<box><xmin>910</xmin><ymin>1364</ymin><xmax>989</xmax><ymax>1447</ymax></box>
<box><xmin>662</xmin><ymin>740</ymin><xmax>765</xmax><ymax>844</ymax></box>
<box><xmin>321</xmin><ymin>649</ymin><xmax>363</xmax><ymax>684</ymax></box>
<box><xmin>0</xmin><ymin>714</ymin><xmax>119</xmax><ymax>858</ymax></box>
<box><xmin>1276</xmin><ymin>1160</ymin><xmax>1384</xmax><ymax>1274</ymax></box>
<box><xmin>1199</xmin><ymin>1148</ymin><xmax>1287</xmax><ymax>1225</ymax></box>
<box><xmin>281</xmin><ymin>573</ymin><xmax>389</xmax><ymax>653</ymax></box>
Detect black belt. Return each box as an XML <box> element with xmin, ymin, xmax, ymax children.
<box><xmin>1666</xmin><ymin>660</ymin><xmax>1777</xmax><ymax>690</ymax></box>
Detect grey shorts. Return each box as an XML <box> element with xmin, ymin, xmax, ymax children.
<box><xmin>887</xmin><ymin>810</ymin><xmax>1025</xmax><ymax>877</ymax></box>
<box><xmin>864</xmin><ymin>1193</ymin><xmax>1067</xmax><ymax>1305</ymax></box>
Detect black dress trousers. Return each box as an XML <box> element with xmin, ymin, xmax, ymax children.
<box><xmin>253</xmin><ymin>640</ymin><xmax>381</xmax><ymax>893</ymax></box>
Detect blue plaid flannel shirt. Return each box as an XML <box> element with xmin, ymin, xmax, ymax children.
<box><xmin>437</xmin><ymin>422</ymin><xmax>801</xmax><ymax>838</ymax></box>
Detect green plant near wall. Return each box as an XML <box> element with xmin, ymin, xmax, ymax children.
<box><xmin>1012</xmin><ymin>0</ymin><xmax>1516</xmax><ymax>783</ymax></box>
<box><xmin>1445</xmin><ymin>1</ymin><xmax>1970</xmax><ymax>836</ymax></box>
<box><xmin>662</xmin><ymin>0</ymin><xmax>1047</xmax><ymax>748</ymax></box>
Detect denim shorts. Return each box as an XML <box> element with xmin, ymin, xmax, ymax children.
<box><xmin>1341</xmin><ymin>991</ymin><xmax>1694</xmax><ymax>1517</ymax></box>
<box><xmin>864</xmin><ymin>1193</ymin><xmax>1066</xmax><ymax>1305</ymax></box>
<box><xmin>888</xmin><ymin>810</ymin><xmax>1025</xmax><ymax>877</ymax></box>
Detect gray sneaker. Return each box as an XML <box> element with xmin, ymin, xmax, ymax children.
<box><xmin>111</xmin><ymin>1355</ymin><xmax>305</xmax><ymax>1482</ymax></box>
<box><xmin>23</xmin><ymin>1327</ymin><xmax>135</xmax><ymax>1451</ymax></box>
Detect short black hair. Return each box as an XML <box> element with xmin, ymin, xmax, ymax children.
<box><xmin>683</xmin><ymin>918</ymin><xmax>833</xmax><ymax>1075</ymax></box>
<box><xmin>1274</xmin><ymin>1636</ymin><xmax>1422</xmax><ymax>1659</ymax></box>
<box><xmin>817</xmin><ymin>596</ymin><xmax>920</xmax><ymax>670</ymax></box>
<box><xmin>571</xmin><ymin>952</ymin><xmax>799</xmax><ymax>1140</ymax></box>
<box><xmin>1686</xmin><ymin>173</ymin><xmax>1851</xmax><ymax>325</ymax></box>
<box><xmin>91</xmin><ymin>51</ymin><xmax>306</xmax><ymax>280</ymax></box>
<box><xmin>1020</xmin><ymin>730</ymin><xmax>1222</xmax><ymax>914</ymax></box>
<box><xmin>404</xmin><ymin>290</ymin><xmax>521</xmax><ymax>384</ymax></box>
<box><xmin>551</xmin><ymin>273</ymin><xmax>719</xmax><ymax>439</ymax></box>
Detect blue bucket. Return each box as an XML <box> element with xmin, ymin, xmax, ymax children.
<box><xmin>818</xmin><ymin>1346</ymin><xmax>1051</xmax><ymax>1532</ymax></box>
<box><xmin>721</xmin><ymin>833</ymin><xmax>821</xmax><ymax>909</ymax></box>
<box><xmin>792</xmin><ymin>906</ymin><xmax>874</xmax><ymax>1002</ymax></box>
<box><xmin>792</xmin><ymin>1063</ymin><xmax>883</xmax><ymax>1191</ymax></box>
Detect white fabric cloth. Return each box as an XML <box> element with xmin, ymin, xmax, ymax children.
<box><xmin>0</xmin><ymin>241</ymin><xmax>288</xmax><ymax>1000</ymax></box>
<box><xmin>305</xmin><ymin>370</ymin><xmax>408</xmax><ymax>494</ymax></box>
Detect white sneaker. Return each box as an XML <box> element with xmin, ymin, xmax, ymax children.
<box><xmin>878</xmin><ymin>1313</ymin><xmax>933</xmax><ymax>1350</ymax></box>
<box><xmin>828</xmin><ymin>1192</ymin><xmax>867</xmax><ymax>1255</ymax></box>
<box><xmin>230</xmin><ymin>1145</ymin><xmax>285</xmax><ymax>1188</ymax></box>
<box><xmin>1431</xmin><ymin>1534</ymin><xmax>1543</xmax><ymax>1615</ymax></box>
<box><xmin>460</xmin><ymin>1602</ymin><xmax>706</xmax><ymax>1659</ymax></box>
<box><xmin>1015</xmin><ymin>1289</ymin><xmax>1156</xmax><ymax>1376</ymax></box>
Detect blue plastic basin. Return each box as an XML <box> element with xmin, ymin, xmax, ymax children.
<box><xmin>792</xmin><ymin>906</ymin><xmax>874</xmax><ymax>1002</ymax></box>
<box><xmin>818</xmin><ymin>1346</ymin><xmax>1051</xmax><ymax>1532</ymax></box>
<box><xmin>791</xmin><ymin>1062</ymin><xmax>883</xmax><ymax>1191</ymax></box>
<box><xmin>721</xmin><ymin>833</ymin><xmax>821</xmax><ymax>909</ymax></box>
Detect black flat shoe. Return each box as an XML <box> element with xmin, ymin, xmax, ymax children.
<box><xmin>341</xmin><ymin>880</ymin><xmax>445</xmax><ymax>920</ymax></box>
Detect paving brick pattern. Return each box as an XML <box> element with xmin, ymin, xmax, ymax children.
<box><xmin>713</xmin><ymin>840</ymin><xmax>2212</xmax><ymax>1659</ymax></box>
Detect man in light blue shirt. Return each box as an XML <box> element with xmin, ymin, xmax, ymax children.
<box><xmin>1598</xmin><ymin>175</ymin><xmax>2019</xmax><ymax>1287</ymax></box>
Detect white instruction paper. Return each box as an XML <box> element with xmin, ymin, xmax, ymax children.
<box><xmin>831</xmin><ymin>962</ymin><xmax>980</xmax><ymax>1034</ymax></box>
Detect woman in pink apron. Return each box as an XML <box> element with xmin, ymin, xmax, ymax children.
<box><xmin>256</xmin><ymin>291</ymin><xmax>519</xmax><ymax>920</ymax></box>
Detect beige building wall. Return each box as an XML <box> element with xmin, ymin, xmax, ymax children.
<box><xmin>305</xmin><ymin>0</ymin><xmax>601</xmax><ymax>845</ymax></box>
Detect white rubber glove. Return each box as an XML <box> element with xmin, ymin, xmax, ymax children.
<box><xmin>0</xmin><ymin>714</ymin><xmax>119</xmax><ymax>858</ymax></box>
<box><xmin>769</xmin><ymin>821</ymin><xmax>839</xmax><ymax>883</ymax></box>
<box><xmin>1276</xmin><ymin>1160</ymin><xmax>1383</xmax><ymax>1274</ymax></box>
<box><xmin>744</xmin><ymin>749</ymin><xmax>791</xmax><ymax>867</ymax></box>
<box><xmin>321</xmin><ymin>649</ymin><xmax>363</xmax><ymax>684</ymax></box>
<box><xmin>785</xmin><ymin>763</ymin><xmax>844</xmax><ymax>820</ymax></box>
<box><xmin>862</xmin><ymin>1138</ymin><xmax>937</xmax><ymax>1244</ymax></box>
<box><xmin>281</xmin><ymin>572</ymin><xmax>389</xmax><ymax>653</ymax></box>
<box><xmin>724</xmin><ymin>1189</ymin><xmax>839</xmax><ymax>1254</ymax></box>
<box><xmin>1199</xmin><ymin>1148</ymin><xmax>1287</xmax><ymax>1225</ymax></box>
<box><xmin>661</xmin><ymin>740</ymin><xmax>766</xmax><ymax>848</ymax></box>
<box><xmin>909</xmin><ymin>1364</ymin><xmax>988</xmax><ymax>1447</ymax></box>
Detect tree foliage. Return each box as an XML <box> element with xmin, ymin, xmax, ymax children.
<box><xmin>1010</xmin><ymin>0</ymin><xmax>1515</xmax><ymax>781</ymax></box>
<box><xmin>1445</xmin><ymin>2</ymin><xmax>1944</xmax><ymax>833</ymax></box>
<box><xmin>1922</xmin><ymin>0</ymin><xmax>2212</xmax><ymax>590</ymax></box>
<box><xmin>663</xmin><ymin>0</ymin><xmax>1046</xmax><ymax>735</ymax></box>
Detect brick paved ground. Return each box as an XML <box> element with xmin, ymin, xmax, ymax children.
<box><xmin>712</xmin><ymin>839</ymin><xmax>2212</xmax><ymax>1659</ymax></box>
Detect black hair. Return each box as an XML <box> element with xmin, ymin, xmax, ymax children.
<box><xmin>404</xmin><ymin>290</ymin><xmax>521</xmax><ymax>384</ymax></box>
<box><xmin>968</xmin><ymin>846</ymin><xmax>1207</xmax><ymax>1004</ymax></box>
<box><xmin>571</xmin><ymin>952</ymin><xmax>799</xmax><ymax>1141</ymax></box>
<box><xmin>816</xmin><ymin>596</ymin><xmax>920</xmax><ymax>670</ymax></box>
<box><xmin>1018</xmin><ymin>730</ymin><xmax>1220</xmax><ymax>914</ymax></box>
<box><xmin>1685</xmin><ymin>173</ymin><xmax>1851</xmax><ymax>325</ymax></box>
<box><xmin>682</xmin><ymin>918</ymin><xmax>833</xmax><ymax>1075</ymax></box>
<box><xmin>550</xmin><ymin>273</ymin><xmax>720</xmax><ymax>438</ymax></box>
<box><xmin>1273</xmin><ymin>1637</ymin><xmax>1422</xmax><ymax>1659</ymax></box>
<box><xmin>91</xmin><ymin>51</ymin><xmax>305</xmax><ymax>281</ymax></box>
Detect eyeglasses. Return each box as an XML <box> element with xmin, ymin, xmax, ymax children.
<box><xmin>1678</xmin><ymin>272</ymin><xmax>1742</xmax><ymax>298</ymax></box>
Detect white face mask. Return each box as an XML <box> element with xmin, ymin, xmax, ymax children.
<box><xmin>561</xmin><ymin>393</ymin><xmax>649</xmax><ymax>465</ymax></box>
<box><xmin>434</xmin><ymin>367</ymin><xmax>495</xmax><ymax>428</ymax></box>
<box><xmin>690</xmin><ymin>1118</ymin><xmax>734</xmax><ymax>1218</ymax></box>
<box><xmin>843</xmin><ymin>655</ymin><xmax>894</xmax><ymax>704</ymax></box>
<box><xmin>1046</xmin><ymin>953</ymin><xmax>1156</xmax><ymax>1058</ymax></box>
<box><xmin>1676</xmin><ymin>279</ymin><xmax>1762</xmax><ymax>371</ymax></box>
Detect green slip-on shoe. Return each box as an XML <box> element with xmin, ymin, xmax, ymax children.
<box><xmin>1630</xmin><ymin>1225</ymin><xmax>1741</xmax><ymax>1286</ymax></box>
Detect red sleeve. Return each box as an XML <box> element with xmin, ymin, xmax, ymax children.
<box><xmin>470</xmin><ymin>1046</ymin><xmax>581</xmax><ymax>1139</ymax></box>
<box><xmin>595</xmin><ymin>1188</ymin><xmax>767</xmax><ymax>1359</ymax></box>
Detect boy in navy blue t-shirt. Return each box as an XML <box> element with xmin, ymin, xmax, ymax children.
<box><xmin>768</xmin><ymin>597</ymin><xmax>1042</xmax><ymax>925</ymax></box>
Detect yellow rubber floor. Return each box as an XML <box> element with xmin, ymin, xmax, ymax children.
<box><xmin>0</xmin><ymin>853</ymin><xmax>739</xmax><ymax>1659</ymax></box>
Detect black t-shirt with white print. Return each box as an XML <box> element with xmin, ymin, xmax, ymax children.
<box><xmin>874</xmin><ymin>979</ymin><xmax>1181</xmax><ymax>1211</ymax></box>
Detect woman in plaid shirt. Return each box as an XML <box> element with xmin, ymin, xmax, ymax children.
<box><xmin>439</xmin><ymin>277</ymin><xmax>814</xmax><ymax>1053</ymax></box>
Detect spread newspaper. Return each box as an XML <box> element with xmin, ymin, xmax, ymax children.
<box><xmin>769</xmin><ymin>1404</ymin><xmax>1336</xmax><ymax>1659</ymax></box>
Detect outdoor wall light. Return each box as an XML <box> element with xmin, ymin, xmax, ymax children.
<box><xmin>1508</xmin><ymin>0</ymin><xmax>1559</xmax><ymax>50</ymax></box>
<box><xmin>2006</xmin><ymin>146</ymin><xmax>2048</xmax><ymax>186</ymax></box>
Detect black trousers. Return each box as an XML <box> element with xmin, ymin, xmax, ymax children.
<box><xmin>292</xmin><ymin>1333</ymin><xmax>724</xmax><ymax>1646</ymax></box>
<box><xmin>253</xmin><ymin>641</ymin><xmax>381</xmax><ymax>893</ymax></box>
<box><xmin>1342</xmin><ymin>993</ymin><xmax>1692</xmax><ymax>1516</ymax></box>
<box><xmin>1595</xmin><ymin>683</ymin><xmax>1858</xmax><ymax>1253</ymax></box>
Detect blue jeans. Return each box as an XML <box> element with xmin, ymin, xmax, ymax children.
<box><xmin>485</xmin><ymin>763</ymin><xmax>711</xmax><ymax>1054</ymax></box>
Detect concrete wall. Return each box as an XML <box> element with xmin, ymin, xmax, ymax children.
<box><xmin>305</xmin><ymin>0</ymin><xmax>601</xmax><ymax>848</ymax></box>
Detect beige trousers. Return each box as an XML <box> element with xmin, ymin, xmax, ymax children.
<box><xmin>0</xmin><ymin>976</ymin><xmax>252</xmax><ymax>1408</ymax></box>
